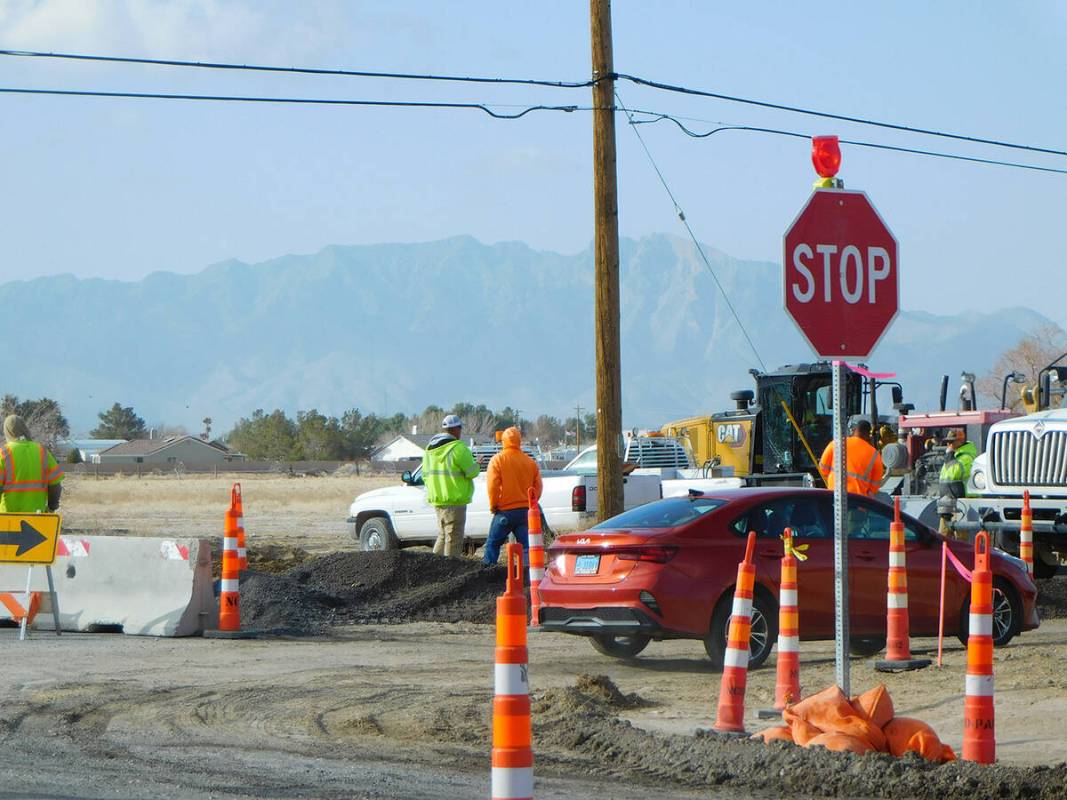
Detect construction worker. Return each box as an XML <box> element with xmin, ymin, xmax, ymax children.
<box><xmin>939</xmin><ymin>428</ymin><xmax>977</xmax><ymax>486</ymax></box>
<box><xmin>818</xmin><ymin>418</ymin><xmax>885</xmax><ymax>496</ymax></box>
<box><xmin>483</xmin><ymin>427</ymin><xmax>543</xmax><ymax>566</ymax></box>
<box><xmin>422</xmin><ymin>414</ymin><xmax>479</xmax><ymax>558</ymax></box>
<box><xmin>0</xmin><ymin>415</ymin><xmax>63</xmax><ymax>512</ymax></box>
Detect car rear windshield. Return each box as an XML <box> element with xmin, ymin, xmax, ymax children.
<box><xmin>591</xmin><ymin>496</ymin><xmax>726</xmax><ymax>530</ymax></box>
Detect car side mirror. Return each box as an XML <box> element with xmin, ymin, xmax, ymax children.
<box><xmin>401</xmin><ymin>470</ymin><xmax>413</xmax><ymax>484</ymax></box>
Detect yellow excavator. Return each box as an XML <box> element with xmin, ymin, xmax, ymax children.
<box><xmin>660</xmin><ymin>362</ymin><xmax>900</xmax><ymax>485</ymax></box>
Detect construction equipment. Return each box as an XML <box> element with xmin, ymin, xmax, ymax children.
<box><xmin>662</xmin><ymin>362</ymin><xmax>894</xmax><ymax>485</ymax></box>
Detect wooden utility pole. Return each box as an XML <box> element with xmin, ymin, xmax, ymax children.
<box><xmin>589</xmin><ymin>0</ymin><xmax>623</xmax><ymax>521</ymax></box>
<box><xmin>574</xmin><ymin>403</ymin><xmax>583</xmax><ymax>450</ymax></box>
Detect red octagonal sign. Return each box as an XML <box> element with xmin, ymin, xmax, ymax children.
<box><xmin>783</xmin><ymin>189</ymin><xmax>898</xmax><ymax>359</ymax></box>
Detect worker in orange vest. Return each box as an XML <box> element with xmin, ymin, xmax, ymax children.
<box><xmin>818</xmin><ymin>418</ymin><xmax>885</xmax><ymax>496</ymax></box>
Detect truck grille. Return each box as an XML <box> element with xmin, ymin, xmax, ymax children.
<box><xmin>991</xmin><ymin>429</ymin><xmax>1067</xmax><ymax>487</ymax></box>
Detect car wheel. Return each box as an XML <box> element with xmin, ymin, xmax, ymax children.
<box><xmin>704</xmin><ymin>588</ymin><xmax>777</xmax><ymax>670</ymax></box>
<box><xmin>849</xmin><ymin>636</ymin><xmax>886</xmax><ymax>657</ymax></box>
<box><xmin>589</xmin><ymin>633</ymin><xmax>651</xmax><ymax>659</ymax></box>
<box><xmin>957</xmin><ymin>578</ymin><xmax>1020</xmax><ymax>647</ymax></box>
<box><xmin>359</xmin><ymin>516</ymin><xmax>399</xmax><ymax>551</ymax></box>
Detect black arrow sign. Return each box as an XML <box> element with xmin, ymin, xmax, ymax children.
<box><xmin>0</xmin><ymin>520</ymin><xmax>47</xmax><ymax>556</ymax></box>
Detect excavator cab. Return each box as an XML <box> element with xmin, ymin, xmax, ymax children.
<box><xmin>753</xmin><ymin>364</ymin><xmax>864</xmax><ymax>479</ymax></box>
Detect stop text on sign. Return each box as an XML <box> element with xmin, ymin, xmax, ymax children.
<box><xmin>790</xmin><ymin>243</ymin><xmax>892</xmax><ymax>305</ymax></box>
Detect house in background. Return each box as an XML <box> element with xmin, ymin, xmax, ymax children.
<box><xmin>370</xmin><ymin>433</ymin><xmax>434</xmax><ymax>466</ymax></box>
<box><xmin>58</xmin><ymin>438</ymin><xmax>129</xmax><ymax>463</ymax></box>
<box><xmin>95</xmin><ymin>435</ymin><xmax>244</xmax><ymax>465</ymax></box>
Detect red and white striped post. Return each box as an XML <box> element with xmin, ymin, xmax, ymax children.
<box><xmin>526</xmin><ymin>488</ymin><xmax>544</xmax><ymax>627</ymax></box>
<box><xmin>233</xmin><ymin>483</ymin><xmax>247</xmax><ymax>571</ymax></box>
<box><xmin>774</xmin><ymin>528</ymin><xmax>803</xmax><ymax>708</ymax></box>
<box><xmin>963</xmin><ymin>531</ymin><xmax>995</xmax><ymax>764</ymax></box>
<box><xmin>492</xmin><ymin>543</ymin><xmax>533</xmax><ymax>799</ymax></box>
<box><xmin>713</xmin><ymin>531</ymin><xmax>756</xmax><ymax>734</ymax></box>
<box><xmin>1019</xmin><ymin>490</ymin><xmax>1034</xmax><ymax>578</ymax></box>
<box><xmin>876</xmin><ymin>497</ymin><xmax>930</xmax><ymax>672</ymax></box>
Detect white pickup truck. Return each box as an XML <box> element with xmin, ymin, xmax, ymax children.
<box><xmin>347</xmin><ymin>435</ymin><xmax>742</xmax><ymax>550</ymax></box>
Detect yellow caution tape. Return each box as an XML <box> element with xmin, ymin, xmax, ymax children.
<box><xmin>781</xmin><ymin>534</ymin><xmax>809</xmax><ymax>562</ymax></box>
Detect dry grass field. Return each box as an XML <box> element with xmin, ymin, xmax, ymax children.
<box><xmin>60</xmin><ymin>472</ymin><xmax>398</xmax><ymax>553</ymax></box>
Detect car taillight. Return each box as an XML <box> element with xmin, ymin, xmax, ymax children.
<box><xmin>616</xmin><ymin>546</ymin><xmax>677</xmax><ymax>563</ymax></box>
<box><xmin>572</xmin><ymin>485</ymin><xmax>586</xmax><ymax>512</ymax></box>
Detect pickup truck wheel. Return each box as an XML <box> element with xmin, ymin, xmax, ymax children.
<box><xmin>1033</xmin><ymin>547</ymin><xmax>1059</xmax><ymax>580</ymax></box>
<box><xmin>704</xmin><ymin>588</ymin><xmax>777</xmax><ymax>670</ymax></box>
<box><xmin>589</xmin><ymin>633</ymin><xmax>651</xmax><ymax>659</ymax></box>
<box><xmin>957</xmin><ymin>578</ymin><xmax>1020</xmax><ymax>647</ymax></box>
<box><xmin>359</xmin><ymin>517</ymin><xmax>399</xmax><ymax>551</ymax></box>
<box><xmin>849</xmin><ymin>636</ymin><xmax>886</xmax><ymax>657</ymax></box>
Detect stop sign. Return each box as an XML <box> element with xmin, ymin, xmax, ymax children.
<box><xmin>783</xmin><ymin>190</ymin><xmax>898</xmax><ymax>358</ymax></box>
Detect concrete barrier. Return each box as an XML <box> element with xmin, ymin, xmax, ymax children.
<box><xmin>0</xmin><ymin>535</ymin><xmax>215</xmax><ymax>636</ymax></box>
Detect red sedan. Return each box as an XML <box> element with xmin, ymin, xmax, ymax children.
<box><xmin>538</xmin><ymin>488</ymin><xmax>1039</xmax><ymax>667</ymax></box>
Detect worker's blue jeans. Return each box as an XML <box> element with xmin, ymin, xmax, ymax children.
<box><xmin>483</xmin><ymin>508</ymin><xmax>529</xmax><ymax>566</ymax></box>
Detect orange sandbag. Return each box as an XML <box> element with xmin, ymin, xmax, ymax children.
<box><xmin>789</xmin><ymin>718</ymin><xmax>823</xmax><ymax>747</ymax></box>
<box><xmin>884</xmin><ymin>717</ymin><xmax>956</xmax><ymax>763</ymax></box>
<box><xmin>805</xmin><ymin>732</ymin><xmax>875</xmax><ymax>755</ymax></box>
<box><xmin>752</xmin><ymin>725</ymin><xmax>794</xmax><ymax>744</ymax></box>
<box><xmin>850</xmin><ymin>684</ymin><xmax>894</xmax><ymax>729</ymax></box>
<box><xmin>783</xmin><ymin>685</ymin><xmax>887</xmax><ymax>753</ymax></box>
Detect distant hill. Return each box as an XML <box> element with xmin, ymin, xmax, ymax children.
<box><xmin>2</xmin><ymin>234</ymin><xmax>1054</xmax><ymax>433</ymax></box>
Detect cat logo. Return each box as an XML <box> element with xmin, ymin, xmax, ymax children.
<box><xmin>716</xmin><ymin>423</ymin><xmax>747</xmax><ymax>449</ymax></box>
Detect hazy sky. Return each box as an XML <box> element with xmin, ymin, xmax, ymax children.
<box><xmin>1</xmin><ymin>1</ymin><xmax>1065</xmax><ymax>326</ymax></box>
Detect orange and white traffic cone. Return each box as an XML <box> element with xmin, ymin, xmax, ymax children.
<box><xmin>233</xmin><ymin>483</ymin><xmax>247</xmax><ymax>571</ymax></box>
<box><xmin>218</xmin><ymin>505</ymin><xmax>241</xmax><ymax>632</ymax></box>
<box><xmin>963</xmin><ymin>531</ymin><xmax>995</xmax><ymax>764</ymax></box>
<box><xmin>1019</xmin><ymin>490</ymin><xmax>1034</xmax><ymax>578</ymax></box>
<box><xmin>876</xmin><ymin>497</ymin><xmax>931</xmax><ymax>672</ymax></box>
<box><xmin>713</xmin><ymin>531</ymin><xmax>756</xmax><ymax>735</ymax></box>
<box><xmin>527</xmin><ymin>488</ymin><xmax>544</xmax><ymax>627</ymax></box>
<box><xmin>492</xmin><ymin>542</ymin><xmax>533</xmax><ymax>799</ymax></box>
<box><xmin>774</xmin><ymin>528</ymin><xmax>803</xmax><ymax>709</ymax></box>
<box><xmin>204</xmin><ymin>503</ymin><xmax>258</xmax><ymax>639</ymax></box>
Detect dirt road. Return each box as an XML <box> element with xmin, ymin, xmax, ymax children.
<box><xmin>4</xmin><ymin>616</ymin><xmax>1067</xmax><ymax>799</ymax></box>
<box><xmin>25</xmin><ymin>475</ymin><xmax>1067</xmax><ymax>798</ymax></box>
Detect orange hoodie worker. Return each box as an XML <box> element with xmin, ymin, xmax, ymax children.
<box><xmin>483</xmin><ymin>427</ymin><xmax>543</xmax><ymax>565</ymax></box>
<box><xmin>818</xmin><ymin>419</ymin><xmax>885</xmax><ymax>496</ymax></box>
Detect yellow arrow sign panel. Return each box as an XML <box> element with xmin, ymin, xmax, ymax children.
<box><xmin>0</xmin><ymin>513</ymin><xmax>61</xmax><ymax>565</ymax></box>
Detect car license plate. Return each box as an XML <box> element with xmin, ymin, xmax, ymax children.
<box><xmin>574</xmin><ymin>554</ymin><xmax>601</xmax><ymax>576</ymax></box>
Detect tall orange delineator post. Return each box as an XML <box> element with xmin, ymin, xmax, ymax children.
<box><xmin>233</xmin><ymin>483</ymin><xmax>247</xmax><ymax>571</ymax></box>
<box><xmin>526</xmin><ymin>488</ymin><xmax>544</xmax><ymax>627</ymax></box>
<box><xmin>876</xmin><ymin>497</ymin><xmax>931</xmax><ymax>672</ymax></box>
<box><xmin>1019</xmin><ymin>490</ymin><xmax>1034</xmax><ymax>577</ymax></box>
<box><xmin>713</xmin><ymin>531</ymin><xmax>756</xmax><ymax>734</ymax></box>
<box><xmin>774</xmin><ymin>528</ymin><xmax>802</xmax><ymax>709</ymax></box>
<box><xmin>218</xmin><ymin>505</ymin><xmax>242</xmax><ymax>632</ymax></box>
<box><xmin>963</xmin><ymin>531</ymin><xmax>995</xmax><ymax>764</ymax></box>
<box><xmin>491</xmin><ymin>543</ymin><xmax>533</xmax><ymax>799</ymax></box>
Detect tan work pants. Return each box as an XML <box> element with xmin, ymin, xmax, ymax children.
<box><xmin>433</xmin><ymin>505</ymin><xmax>467</xmax><ymax>558</ymax></box>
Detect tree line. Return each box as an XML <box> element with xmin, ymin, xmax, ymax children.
<box><xmin>224</xmin><ymin>404</ymin><xmax>599</xmax><ymax>461</ymax></box>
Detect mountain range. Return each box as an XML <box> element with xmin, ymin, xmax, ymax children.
<box><xmin>2</xmin><ymin>234</ymin><xmax>1052</xmax><ymax>434</ymax></box>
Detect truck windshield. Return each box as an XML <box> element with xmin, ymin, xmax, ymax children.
<box><xmin>592</xmin><ymin>496</ymin><xmax>726</xmax><ymax>530</ymax></box>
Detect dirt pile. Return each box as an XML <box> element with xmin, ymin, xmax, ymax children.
<box><xmin>531</xmin><ymin>676</ymin><xmax>1067</xmax><ymax>799</ymax></box>
<box><xmin>240</xmin><ymin>551</ymin><xmax>507</xmax><ymax>633</ymax></box>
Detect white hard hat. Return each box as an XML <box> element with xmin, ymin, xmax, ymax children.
<box><xmin>442</xmin><ymin>414</ymin><xmax>462</xmax><ymax>429</ymax></box>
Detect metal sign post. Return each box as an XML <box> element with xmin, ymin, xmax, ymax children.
<box><xmin>832</xmin><ymin>360</ymin><xmax>849</xmax><ymax>696</ymax></box>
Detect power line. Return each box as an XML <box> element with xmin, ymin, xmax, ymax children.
<box><xmin>627</xmin><ymin>112</ymin><xmax>1067</xmax><ymax>176</ymax></box>
<box><xmin>615</xmin><ymin>72</ymin><xmax>1067</xmax><ymax>159</ymax></box>
<box><xmin>4</xmin><ymin>48</ymin><xmax>1063</xmax><ymax>161</ymax></box>
<box><xmin>0</xmin><ymin>86</ymin><xmax>579</xmax><ymax>119</ymax></box>
<box><xmin>0</xmin><ymin>48</ymin><xmax>594</xmax><ymax>89</ymax></box>
<box><xmin>614</xmin><ymin>91</ymin><xmax>767</xmax><ymax>371</ymax></box>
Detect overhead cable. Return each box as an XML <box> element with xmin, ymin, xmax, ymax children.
<box><xmin>0</xmin><ymin>48</ymin><xmax>593</xmax><ymax>89</ymax></box>
<box><xmin>0</xmin><ymin>86</ymin><xmax>579</xmax><ymax>119</ymax></box>
<box><xmin>615</xmin><ymin>91</ymin><xmax>767</xmax><ymax>371</ymax></box>
<box><xmin>615</xmin><ymin>73</ymin><xmax>1067</xmax><ymax>158</ymax></box>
